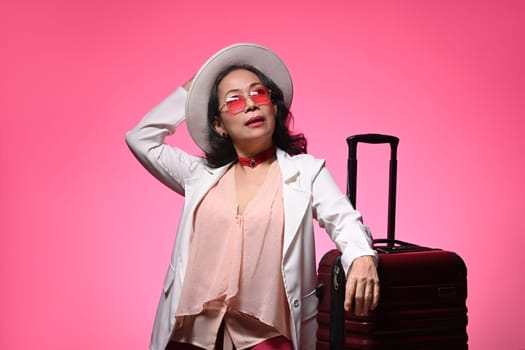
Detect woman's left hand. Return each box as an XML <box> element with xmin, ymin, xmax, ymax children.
<box><xmin>344</xmin><ymin>255</ymin><xmax>380</xmax><ymax>316</ymax></box>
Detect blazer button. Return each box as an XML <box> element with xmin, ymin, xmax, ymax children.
<box><xmin>293</xmin><ymin>299</ymin><xmax>300</xmax><ymax>308</ymax></box>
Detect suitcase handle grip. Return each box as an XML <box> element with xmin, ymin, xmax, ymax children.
<box><xmin>347</xmin><ymin>134</ymin><xmax>399</xmax><ymax>160</ymax></box>
<box><xmin>346</xmin><ymin>134</ymin><xmax>399</xmax><ymax>243</ymax></box>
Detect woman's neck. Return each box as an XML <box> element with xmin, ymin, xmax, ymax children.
<box><xmin>234</xmin><ymin>141</ymin><xmax>275</xmax><ymax>159</ymax></box>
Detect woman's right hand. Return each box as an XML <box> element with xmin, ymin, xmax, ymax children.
<box><xmin>182</xmin><ymin>76</ymin><xmax>194</xmax><ymax>91</ymax></box>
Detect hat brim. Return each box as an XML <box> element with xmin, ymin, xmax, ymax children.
<box><xmin>185</xmin><ymin>43</ymin><xmax>293</xmax><ymax>153</ymax></box>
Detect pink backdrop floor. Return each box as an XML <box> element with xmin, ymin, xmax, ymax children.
<box><xmin>1</xmin><ymin>0</ymin><xmax>524</xmax><ymax>349</ymax></box>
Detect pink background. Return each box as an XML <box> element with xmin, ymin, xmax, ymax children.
<box><xmin>1</xmin><ymin>0</ymin><xmax>524</xmax><ymax>349</ymax></box>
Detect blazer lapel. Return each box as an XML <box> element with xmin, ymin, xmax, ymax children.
<box><xmin>184</xmin><ymin>163</ymin><xmax>231</xmax><ymax>214</ymax></box>
<box><xmin>278</xmin><ymin>150</ymin><xmax>311</xmax><ymax>256</ymax></box>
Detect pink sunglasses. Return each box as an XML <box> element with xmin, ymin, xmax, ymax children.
<box><xmin>219</xmin><ymin>85</ymin><xmax>272</xmax><ymax>115</ymax></box>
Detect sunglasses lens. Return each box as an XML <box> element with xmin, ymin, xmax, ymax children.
<box><xmin>225</xmin><ymin>98</ymin><xmax>245</xmax><ymax>114</ymax></box>
<box><xmin>250</xmin><ymin>86</ymin><xmax>271</xmax><ymax>105</ymax></box>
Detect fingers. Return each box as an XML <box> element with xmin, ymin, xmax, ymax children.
<box><xmin>343</xmin><ymin>256</ymin><xmax>380</xmax><ymax>316</ymax></box>
<box><xmin>182</xmin><ymin>76</ymin><xmax>195</xmax><ymax>91</ymax></box>
<box><xmin>371</xmin><ymin>279</ymin><xmax>380</xmax><ymax>310</ymax></box>
<box><xmin>360</xmin><ymin>280</ymin><xmax>373</xmax><ymax>315</ymax></box>
<box><xmin>344</xmin><ymin>277</ymin><xmax>356</xmax><ymax>312</ymax></box>
<box><xmin>345</xmin><ymin>277</ymin><xmax>374</xmax><ymax>316</ymax></box>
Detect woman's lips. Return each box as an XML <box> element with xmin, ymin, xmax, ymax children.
<box><xmin>245</xmin><ymin>116</ymin><xmax>265</xmax><ymax>128</ymax></box>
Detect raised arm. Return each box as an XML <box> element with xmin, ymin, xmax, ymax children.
<box><xmin>125</xmin><ymin>79</ymin><xmax>203</xmax><ymax>195</ymax></box>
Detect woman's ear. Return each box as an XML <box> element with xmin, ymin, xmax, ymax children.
<box><xmin>213</xmin><ymin>117</ymin><xmax>227</xmax><ymax>138</ymax></box>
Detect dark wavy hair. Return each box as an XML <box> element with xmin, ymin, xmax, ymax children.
<box><xmin>205</xmin><ymin>64</ymin><xmax>307</xmax><ymax>168</ymax></box>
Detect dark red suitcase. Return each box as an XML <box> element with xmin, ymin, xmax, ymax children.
<box><xmin>316</xmin><ymin>134</ymin><xmax>468</xmax><ymax>349</ymax></box>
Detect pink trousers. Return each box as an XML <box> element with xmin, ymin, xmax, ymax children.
<box><xmin>166</xmin><ymin>336</ymin><xmax>293</xmax><ymax>350</ymax></box>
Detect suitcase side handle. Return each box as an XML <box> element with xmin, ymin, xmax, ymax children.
<box><xmin>346</xmin><ymin>134</ymin><xmax>399</xmax><ymax>243</ymax></box>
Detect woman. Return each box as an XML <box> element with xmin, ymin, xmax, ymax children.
<box><xmin>126</xmin><ymin>43</ymin><xmax>379</xmax><ymax>350</ymax></box>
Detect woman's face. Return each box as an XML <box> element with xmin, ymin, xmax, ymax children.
<box><xmin>214</xmin><ymin>69</ymin><xmax>277</xmax><ymax>153</ymax></box>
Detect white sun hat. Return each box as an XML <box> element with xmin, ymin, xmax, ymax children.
<box><xmin>185</xmin><ymin>43</ymin><xmax>293</xmax><ymax>153</ymax></box>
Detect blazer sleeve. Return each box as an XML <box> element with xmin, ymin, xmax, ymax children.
<box><xmin>125</xmin><ymin>87</ymin><xmax>205</xmax><ymax>195</ymax></box>
<box><xmin>311</xmin><ymin>165</ymin><xmax>377</xmax><ymax>275</ymax></box>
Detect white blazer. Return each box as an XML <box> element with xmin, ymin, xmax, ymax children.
<box><xmin>126</xmin><ymin>88</ymin><xmax>376</xmax><ymax>350</ymax></box>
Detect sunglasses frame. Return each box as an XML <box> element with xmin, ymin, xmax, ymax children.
<box><xmin>218</xmin><ymin>85</ymin><xmax>272</xmax><ymax>115</ymax></box>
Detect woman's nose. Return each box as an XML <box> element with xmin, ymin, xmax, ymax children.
<box><xmin>244</xmin><ymin>95</ymin><xmax>258</xmax><ymax>111</ymax></box>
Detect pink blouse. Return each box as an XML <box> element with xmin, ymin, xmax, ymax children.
<box><xmin>171</xmin><ymin>162</ymin><xmax>291</xmax><ymax>349</ymax></box>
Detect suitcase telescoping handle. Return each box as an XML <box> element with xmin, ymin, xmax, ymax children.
<box><xmin>347</xmin><ymin>134</ymin><xmax>399</xmax><ymax>244</ymax></box>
